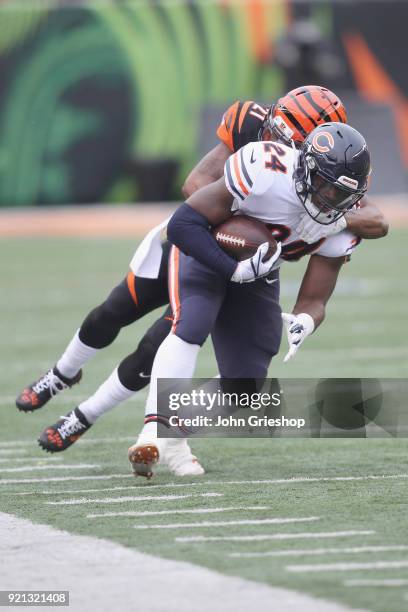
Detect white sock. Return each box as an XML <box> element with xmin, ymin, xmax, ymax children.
<box><xmin>142</xmin><ymin>333</ymin><xmax>200</xmax><ymax>437</ymax></box>
<box><xmin>78</xmin><ymin>368</ymin><xmax>134</xmax><ymax>424</ymax></box>
<box><xmin>56</xmin><ymin>330</ymin><xmax>99</xmax><ymax>378</ymax></box>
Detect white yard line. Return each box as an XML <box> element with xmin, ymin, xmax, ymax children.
<box><xmin>0</xmin><ymin>437</ymin><xmax>135</xmax><ymax>448</ymax></box>
<box><xmin>287</xmin><ymin>561</ymin><xmax>408</xmax><ymax>573</ymax></box>
<box><xmin>135</xmin><ymin>517</ymin><xmax>320</xmax><ymax>530</ymax></box>
<box><xmin>3</xmin><ymin>472</ymin><xmax>408</xmax><ymax>487</ymax></box>
<box><xmin>87</xmin><ymin>506</ymin><xmax>271</xmax><ymax>518</ymax></box>
<box><xmin>41</xmin><ymin>483</ymin><xmax>206</xmax><ymax>494</ymax></box>
<box><xmin>47</xmin><ymin>492</ymin><xmax>223</xmax><ymax>506</ymax></box>
<box><xmin>0</xmin><ymin>456</ymin><xmax>63</xmax><ymax>464</ymax></box>
<box><xmin>230</xmin><ymin>545</ymin><xmax>408</xmax><ymax>558</ymax></box>
<box><xmin>0</xmin><ymin>512</ymin><xmax>361</xmax><ymax>612</ymax></box>
<box><xmin>176</xmin><ymin>530</ymin><xmax>375</xmax><ymax>543</ymax></box>
<box><xmin>201</xmin><ymin>475</ymin><xmax>408</xmax><ymax>486</ymax></box>
<box><xmin>0</xmin><ymin>463</ymin><xmax>100</xmax><ymax>473</ymax></box>
<box><xmin>0</xmin><ymin>473</ymin><xmax>133</xmax><ymax>484</ymax></box>
<box><xmin>345</xmin><ymin>579</ymin><xmax>408</xmax><ymax>587</ymax></box>
<box><xmin>20</xmin><ymin>474</ymin><xmax>408</xmax><ymax>495</ymax></box>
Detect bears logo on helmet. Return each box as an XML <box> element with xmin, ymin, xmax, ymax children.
<box><xmin>294</xmin><ymin>122</ymin><xmax>371</xmax><ymax>225</ymax></box>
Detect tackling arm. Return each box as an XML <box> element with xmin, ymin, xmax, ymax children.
<box><xmin>182</xmin><ymin>143</ymin><xmax>231</xmax><ymax>198</ymax></box>
<box><xmin>344</xmin><ymin>196</ymin><xmax>389</xmax><ymax>239</ymax></box>
<box><xmin>282</xmin><ymin>254</ymin><xmax>344</xmax><ymax>362</ymax></box>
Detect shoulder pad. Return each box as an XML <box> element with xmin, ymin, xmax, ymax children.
<box><xmin>224</xmin><ymin>142</ymin><xmax>267</xmax><ymax>201</ymax></box>
<box><xmin>217</xmin><ymin>101</ymin><xmax>240</xmax><ymax>152</ymax></box>
<box><xmin>217</xmin><ymin>101</ymin><xmax>268</xmax><ymax>152</ymax></box>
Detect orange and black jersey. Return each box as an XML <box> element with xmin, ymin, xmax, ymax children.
<box><xmin>217</xmin><ymin>101</ymin><xmax>271</xmax><ymax>153</ymax></box>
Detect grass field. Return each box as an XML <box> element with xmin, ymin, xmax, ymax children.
<box><xmin>1</xmin><ymin>229</ymin><xmax>407</xmax><ymax>611</ymax></box>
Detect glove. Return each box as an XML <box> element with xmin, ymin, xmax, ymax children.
<box><xmin>282</xmin><ymin>312</ymin><xmax>315</xmax><ymax>362</ymax></box>
<box><xmin>296</xmin><ymin>213</ymin><xmax>347</xmax><ymax>244</ymax></box>
<box><xmin>231</xmin><ymin>242</ymin><xmax>282</xmax><ymax>283</ymax></box>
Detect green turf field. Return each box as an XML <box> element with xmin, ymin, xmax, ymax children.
<box><xmin>1</xmin><ymin>230</ymin><xmax>407</xmax><ymax>611</ymax></box>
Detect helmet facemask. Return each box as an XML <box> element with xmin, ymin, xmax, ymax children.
<box><xmin>259</xmin><ymin>107</ymin><xmax>299</xmax><ymax>146</ymax></box>
<box><xmin>295</xmin><ymin>152</ymin><xmax>367</xmax><ymax>225</ymax></box>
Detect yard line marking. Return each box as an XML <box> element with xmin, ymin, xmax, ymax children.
<box><xmin>287</xmin><ymin>560</ymin><xmax>408</xmax><ymax>573</ymax></box>
<box><xmin>230</xmin><ymin>545</ymin><xmax>408</xmax><ymax>558</ymax></box>
<box><xmin>135</xmin><ymin>517</ymin><xmax>320</xmax><ymax>530</ymax></box>
<box><xmin>201</xmin><ymin>475</ymin><xmax>408</xmax><ymax>486</ymax></box>
<box><xmin>0</xmin><ymin>440</ymin><xmax>39</xmax><ymax>448</ymax></box>
<box><xmin>0</xmin><ymin>474</ymin><xmax>133</xmax><ymax>484</ymax></box>
<box><xmin>13</xmin><ymin>486</ymin><xmax>141</xmax><ymax>496</ymax></box>
<box><xmin>44</xmin><ymin>483</ymin><xmax>205</xmax><ymax>494</ymax></box>
<box><xmin>345</xmin><ymin>579</ymin><xmax>408</xmax><ymax>587</ymax></box>
<box><xmin>0</xmin><ymin>457</ymin><xmax>63</xmax><ymax>464</ymax></box>
<box><xmin>176</xmin><ymin>530</ymin><xmax>375</xmax><ymax>543</ymax></box>
<box><xmin>0</xmin><ymin>463</ymin><xmax>100</xmax><ymax>474</ymax></box>
<box><xmin>0</xmin><ymin>437</ymin><xmax>135</xmax><ymax>448</ymax></box>
<box><xmin>0</xmin><ymin>449</ymin><xmax>31</xmax><ymax>456</ymax></box>
<box><xmin>26</xmin><ymin>473</ymin><xmax>408</xmax><ymax>494</ymax></box>
<box><xmin>47</xmin><ymin>492</ymin><xmax>223</xmax><ymax>506</ymax></box>
<box><xmin>0</xmin><ymin>511</ymin><xmax>358</xmax><ymax>612</ymax></box>
<box><xmin>87</xmin><ymin>506</ymin><xmax>271</xmax><ymax>518</ymax></box>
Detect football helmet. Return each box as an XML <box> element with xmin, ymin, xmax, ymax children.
<box><xmin>262</xmin><ymin>85</ymin><xmax>347</xmax><ymax>145</ymax></box>
<box><xmin>294</xmin><ymin>122</ymin><xmax>371</xmax><ymax>225</ymax></box>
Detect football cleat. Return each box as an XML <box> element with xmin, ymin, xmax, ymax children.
<box><xmin>38</xmin><ymin>408</ymin><xmax>91</xmax><ymax>453</ymax></box>
<box><xmin>16</xmin><ymin>367</ymin><xmax>82</xmax><ymax>412</ymax></box>
<box><xmin>164</xmin><ymin>439</ymin><xmax>205</xmax><ymax>477</ymax></box>
<box><xmin>128</xmin><ymin>436</ymin><xmax>164</xmax><ymax>480</ymax></box>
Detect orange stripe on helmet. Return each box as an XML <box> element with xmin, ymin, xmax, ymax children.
<box><xmin>275</xmin><ymin>86</ymin><xmax>348</xmax><ymax>143</ymax></box>
<box><xmin>280</xmin><ymin>97</ymin><xmax>317</xmax><ymax>138</ymax></box>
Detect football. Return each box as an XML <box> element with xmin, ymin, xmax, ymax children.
<box><xmin>212</xmin><ymin>215</ymin><xmax>277</xmax><ymax>261</ymax></box>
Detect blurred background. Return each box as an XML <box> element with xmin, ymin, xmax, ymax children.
<box><xmin>0</xmin><ymin>0</ymin><xmax>407</xmax><ymax>206</ymax></box>
<box><xmin>1</xmin><ymin>0</ymin><xmax>407</xmax><ymax>383</ymax></box>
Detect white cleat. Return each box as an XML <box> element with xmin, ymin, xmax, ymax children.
<box><xmin>164</xmin><ymin>439</ymin><xmax>205</xmax><ymax>477</ymax></box>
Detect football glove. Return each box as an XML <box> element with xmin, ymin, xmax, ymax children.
<box><xmin>231</xmin><ymin>242</ymin><xmax>281</xmax><ymax>283</ymax></box>
<box><xmin>282</xmin><ymin>312</ymin><xmax>315</xmax><ymax>362</ymax></box>
<box><xmin>296</xmin><ymin>213</ymin><xmax>347</xmax><ymax>244</ymax></box>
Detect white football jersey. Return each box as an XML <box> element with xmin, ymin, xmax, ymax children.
<box><xmin>224</xmin><ymin>141</ymin><xmax>360</xmax><ymax>266</ymax></box>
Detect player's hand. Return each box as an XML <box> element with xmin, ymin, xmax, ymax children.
<box><xmin>231</xmin><ymin>242</ymin><xmax>281</xmax><ymax>283</ymax></box>
<box><xmin>282</xmin><ymin>312</ymin><xmax>315</xmax><ymax>362</ymax></box>
<box><xmin>296</xmin><ymin>213</ymin><xmax>347</xmax><ymax>244</ymax></box>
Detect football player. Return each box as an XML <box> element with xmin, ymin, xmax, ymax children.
<box><xmin>16</xmin><ymin>87</ymin><xmax>387</xmax><ymax>457</ymax></box>
<box><xmin>128</xmin><ymin>121</ymin><xmax>373</xmax><ymax>478</ymax></box>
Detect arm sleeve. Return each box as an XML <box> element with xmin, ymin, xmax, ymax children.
<box><xmin>166</xmin><ymin>203</ymin><xmax>237</xmax><ymax>280</ymax></box>
<box><xmin>316</xmin><ymin>230</ymin><xmax>362</xmax><ymax>259</ymax></box>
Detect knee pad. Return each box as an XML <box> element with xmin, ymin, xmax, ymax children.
<box><xmin>117</xmin><ymin>316</ymin><xmax>172</xmax><ymax>391</ymax></box>
<box><xmin>79</xmin><ymin>279</ymin><xmax>138</xmax><ymax>348</ymax></box>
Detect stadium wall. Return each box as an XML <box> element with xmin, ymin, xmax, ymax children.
<box><xmin>0</xmin><ymin>0</ymin><xmax>407</xmax><ymax>206</ymax></box>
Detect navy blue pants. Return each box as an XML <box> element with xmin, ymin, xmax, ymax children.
<box><xmin>169</xmin><ymin>247</ymin><xmax>282</xmax><ymax>378</ymax></box>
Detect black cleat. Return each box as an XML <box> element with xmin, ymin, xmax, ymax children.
<box><xmin>38</xmin><ymin>408</ymin><xmax>91</xmax><ymax>452</ymax></box>
<box><xmin>16</xmin><ymin>367</ymin><xmax>82</xmax><ymax>412</ymax></box>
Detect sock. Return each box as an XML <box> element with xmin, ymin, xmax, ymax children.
<box><xmin>78</xmin><ymin>368</ymin><xmax>134</xmax><ymax>424</ymax></box>
<box><xmin>56</xmin><ymin>330</ymin><xmax>99</xmax><ymax>378</ymax></box>
<box><xmin>142</xmin><ymin>333</ymin><xmax>200</xmax><ymax>437</ymax></box>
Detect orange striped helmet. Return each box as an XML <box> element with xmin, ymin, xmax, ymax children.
<box><xmin>267</xmin><ymin>85</ymin><xmax>347</xmax><ymax>145</ymax></box>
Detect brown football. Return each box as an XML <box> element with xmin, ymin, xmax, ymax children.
<box><xmin>212</xmin><ymin>215</ymin><xmax>277</xmax><ymax>261</ymax></box>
